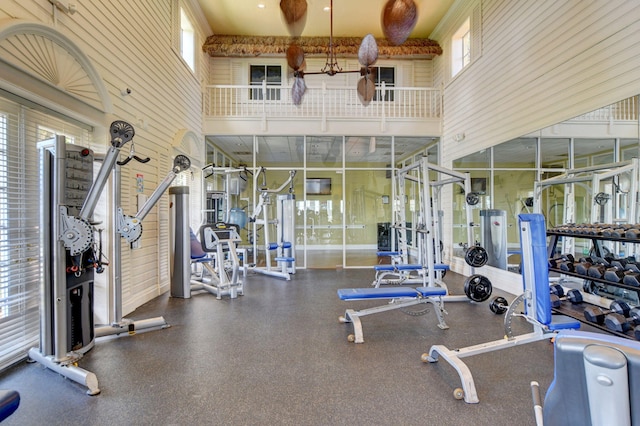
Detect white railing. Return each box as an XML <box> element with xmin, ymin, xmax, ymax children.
<box><xmin>204</xmin><ymin>82</ymin><xmax>441</xmax><ymax>121</ymax></box>
<box><xmin>569</xmin><ymin>96</ymin><xmax>638</xmax><ymax>122</ymax></box>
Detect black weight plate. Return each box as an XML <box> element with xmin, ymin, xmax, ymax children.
<box><xmin>464</xmin><ymin>274</ymin><xmax>493</xmax><ymax>302</ymax></box>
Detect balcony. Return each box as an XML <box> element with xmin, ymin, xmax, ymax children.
<box><xmin>203</xmin><ymin>82</ymin><xmax>442</xmax><ymax>136</ymax></box>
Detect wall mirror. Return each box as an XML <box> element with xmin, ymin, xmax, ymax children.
<box><xmin>452</xmin><ymin>96</ymin><xmax>639</xmax><ymax>273</ymax></box>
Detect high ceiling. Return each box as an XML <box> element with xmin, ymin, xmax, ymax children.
<box><xmin>197</xmin><ymin>0</ymin><xmax>455</xmax><ymax>39</ymax></box>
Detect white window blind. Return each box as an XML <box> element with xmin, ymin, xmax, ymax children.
<box><xmin>0</xmin><ymin>96</ymin><xmax>91</xmax><ymax>371</ymax></box>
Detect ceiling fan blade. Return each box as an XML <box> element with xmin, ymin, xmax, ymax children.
<box><xmin>280</xmin><ymin>0</ymin><xmax>308</xmax><ymax>25</ymax></box>
<box><xmin>381</xmin><ymin>0</ymin><xmax>418</xmax><ymax>46</ymax></box>
<box><xmin>357</xmin><ymin>77</ymin><xmax>375</xmax><ymax>106</ymax></box>
<box><xmin>292</xmin><ymin>77</ymin><xmax>307</xmax><ymax>106</ymax></box>
<box><xmin>287</xmin><ymin>44</ymin><xmax>305</xmax><ymax>70</ymax></box>
<box><xmin>358</xmin><ymin>34</ymin><xmax>379</xmax><ymax>67</ymax></box>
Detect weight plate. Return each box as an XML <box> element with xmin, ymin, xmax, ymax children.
<box><xmin>464</xmin><ymin>274</ymin><xmax>493</xmax><ymax>302</ymax></box>
<box><xmin>465</xmin><ymin>192</ymin><xmax>480</xmax><ymax>206</ymax></box>
<box><xmin>465</xmin><ymin>246</ymin><xmax>488</xmax><ymax>267</ymax></box>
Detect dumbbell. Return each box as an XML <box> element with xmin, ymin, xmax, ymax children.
<box><xmin>625</xmin><ymin>228</ymin><xmax>640</xmax><ymax>239</ymax></box>
<box><xmin>549</xmin><ymin>285</ymin><xmax>583</xmax><ymax>308</ymax></box>
<box><xmin>549</xmin><ymin>253</ymin><xmax>576</xmax><ymax>272</ymax></box>
<box><xmin>623</xmin><ymin>272</ymin><xmax>640</xmax><ymax>287</ymax></box>
<box><xmin>583</xmin><ymin>299</ymin><xmax>631</xmax><ymax>325</ymax></box>
<box><xmin>489</xmin><ymin>296</ymin><xmax>509</xmax><ymax>315</ymax></box>
<box><xmin>575</xmin><ymin>257</ymin><xmax>593</xmax><ymax>276</ymax></box>
<box><xmin>604</xmin><ymin>307</ymin><xmax>640</xmax><ymax>333</ymax></box>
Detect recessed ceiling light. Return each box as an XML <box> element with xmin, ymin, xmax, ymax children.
<box><xmin>257</xmin><ymin>3</ymin><xmax>265</xmax><ymax>8</ymax></box>
<box><xmin>323</xmin><ymin>6</ymin><xmax>330</xmax><ymax>12</ymax></box>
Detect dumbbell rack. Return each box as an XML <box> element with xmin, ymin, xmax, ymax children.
<box><xmin>547</xmin><ymin>224</ymin><xmax>640</xmax><ymax>340</ymax></box>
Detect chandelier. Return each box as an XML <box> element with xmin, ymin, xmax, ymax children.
<box><xmin>281</xmin><ymin>0</ymin><xmax>418</xmax><ymax>106</ymax></box>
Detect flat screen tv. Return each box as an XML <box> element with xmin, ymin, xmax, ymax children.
<box><xmin>306</xmin><ymin>178</ymin><xmax>331</xmax><ymax>195</ymax></box>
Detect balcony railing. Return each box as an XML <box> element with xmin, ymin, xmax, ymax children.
<box><xmin>569</xmin><ymin>96</ymin><xmax>639</xmax><ymax>122</ymax></box>
<box><xmin>204</xmin><ymin>82</ymin><xmax>441</xmax><ymax>121</ymax></box>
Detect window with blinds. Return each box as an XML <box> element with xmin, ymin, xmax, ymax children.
<box><xmin>0</xmin><ymin>96</ymin><xmax>91</xmax><ymax>371</ymax></box>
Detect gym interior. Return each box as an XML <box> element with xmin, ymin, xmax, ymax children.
<box><xmin>1</xmin><ymin>1</ymin><xmax>640</xmax><ymax>425</ymax></box>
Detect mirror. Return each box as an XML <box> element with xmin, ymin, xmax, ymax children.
<box><xmin>452</xmin><ymin>95</ymin><xmax>640</xmax><ymax>273</ymax></box>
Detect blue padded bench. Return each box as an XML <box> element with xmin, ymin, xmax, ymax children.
<box><xmin>338</xmin><ymin>285</ymin><xmax>449</xmax><ymax>343</ymax></box>
<box><xmin>377</xmin><ymin>251</ymin><xmax>400</xmax><ymax>257</ymax></box>
<box><xmin>0</xmin><ymin>390</ymin><xmax>19</xmax><ymax>422</ymax></box>
<box><xmin>373</xmin><ymin>263</ymin><xmax>449</xmax><ymax>272</ymax></box>
<box><xmin>338</xmin><ymin>286</ymin><xmax>447</xmax><ymax>300</ymax></box>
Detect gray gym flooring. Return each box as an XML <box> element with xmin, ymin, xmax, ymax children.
<box><xmin>0</xmin><ymin>269</ymin><xmax>603</xmax><ymax>425</ymax></box>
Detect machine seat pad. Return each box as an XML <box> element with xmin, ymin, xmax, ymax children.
<box><xmin>395</xmin><ymin>264</ymin><xmax>423</xmax><ymax>271</ymax></box>
<box><xmin>374</xmin><ymin>265</ymin><xmax>396</xmax><ymax>271</ymax></box>
<box><xmin>547</xmin><ymin>314</ymin><xmax>581</xmax><ymax>331</ymax></box>
<box><xmin>377</xmin><ymin>251</ymin><xmax>400</xmax><ymax>257</ymax></box>
<box><xmin>415</xmin><ymin>286</ymin><xmax>447</xmax><ymax>297</ymax></box>
<box><xmin>338</xmin><ymin>287</ymin><xmax>419</xmax><ymax>300</ymax></box>
<box><xmin>191</xmin><ymin>256</ymin><xmax>210</xmax><ymax>262</ymax></box>
<box><xmin>0</xmin><ymin>390</ymin><xmax>19</xmax><ymax>422</ymax></box>
<box><xmin>275</xmin><ymin>257</ymin><xmax>295</xmax><ymax>262</ymax></box>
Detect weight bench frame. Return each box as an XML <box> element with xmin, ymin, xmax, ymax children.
<box><xmin>372</xmin><ymin>262</ymin><xmax>450</xmax><ymax>288</ymax></box>
<box><xmin>338</xmin><ymin>286</ymin><xmax>449</xmax><ymax>344</ymax></box>
<box><xmin>423</xmin><ymin>214</ymin><xmax>581</xmax><ymax>403</ymax></box>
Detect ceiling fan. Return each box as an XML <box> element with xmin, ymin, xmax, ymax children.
<box><xmin>280</xmin><ymin>0</ymin><xmax>418</xmax><ymax>106</ymax></box>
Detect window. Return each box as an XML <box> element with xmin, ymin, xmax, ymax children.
<box><xmin>371</xmin><ymin>67</ymin><xmax>395</xmax><ymax>102</ymax></box>
<box><xmin>250</xmin><ymin>65</ymin><xmax>282</xmax><ymax>100</ymax></box>
<box><xmin>180</xmin><ymin>7</ymin><xmax>195</xmax><ymax>72</ymax></box>
<box><xmin>452</xmin><ymin>17</ymin><xmax>470</xmax><ymax>77</ymax></box>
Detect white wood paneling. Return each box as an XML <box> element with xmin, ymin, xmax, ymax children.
<box><xmin>1</xmin><ymin>0</ymin><xmax>211</xmax><ymax>316</ymax></box>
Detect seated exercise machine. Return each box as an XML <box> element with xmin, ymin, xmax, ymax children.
<box><xmin>30</xmin><ymin>121</ymin><xmax>191</xmax><ymax>395</ymax></box>
<box><xmin>250</xmin><ymin>167</ymin><xmax>297</xmax><ymax>280</ymax></box>
<box><xmin>169</xmin><ymin>183</ymin><xmax>245</xmax><ymax>300</ymax></box>
<box><xmin>423</xmin><ymin>213</ymin><xmax>581</xmax><ymax>403</ymax></box>
<box><xmin>531</xmin><ymin>330</ymin><xmax>640</xmax><ymax>426</ymax></box>
<box><xmin>188</xmin><ymin>223</ymin><xmax>244</xmax><ymax>299</ymax></box>
<box><xmin>338</xmin><ymin>161</ymin><xmax>493</xmax><ymax>343</ymax></box>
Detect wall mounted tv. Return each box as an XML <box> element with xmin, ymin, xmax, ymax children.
<box><xmin>306</xmin><ymin>178</ymin><xmax>331</xmax><ymax>195</ymax></box>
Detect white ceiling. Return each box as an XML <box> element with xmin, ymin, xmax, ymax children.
<box><xmin>197</xmin><ymin>0</ymin><xmax>455</xmax><ymax>39</ymax></box>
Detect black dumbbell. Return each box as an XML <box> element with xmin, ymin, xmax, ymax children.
<box><xmin>548</xmin><ymin>254</ymin><xmax>575</xmax><ymax>269</ymax></box>
<box><xmin>575</xmin><ymin>258</ymin><xmax>593</xmax><ymax>275</ymax></box>
<box><xmin>587</xmin><ymin>264</ymin><xmax>607</xmax><ymax>279</ymax></box>
<box><xmin>625</xmin><ymin>228</ymin><xmax>640</xmax><ymax>239</ymax></box>
<box><xmin>623</xmin><ymin>272</ymin><xmax>640</xmax><ymax>287</ymax></box>
<box><xmin>604</xmin><ymin>307</ymin><xmax>640</xmax><ymax>333</ymax></box>
<box><xmin>489</xmin><ymin>296</ymin><xmax>508</xmax><ymax>315</ymax></box>
<box><xmin>604</xmin><ymin>266</ymin><xmax>626</xmax><ymax>283</ymax></box>
<box><xmin>549</xmin><ymin>285</ymin><xmax>583</xmax><ymax>308</ymax></box>
<box><xmin>584</xmin><ymin>300</ymin><xmax>632</xmax><ymax>325</ymax></box>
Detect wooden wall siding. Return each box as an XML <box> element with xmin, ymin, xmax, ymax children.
<box><xmin>434</xmin><ymin>0</ymin><xmax>640</xmax><ymax>168</ymax></box>
<box><xmin>0</xmin><ymin>0</ymin><xmax>210</xmax><ymax>316</ymax></box>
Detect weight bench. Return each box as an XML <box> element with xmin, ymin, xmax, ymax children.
<box><xmin>337</xmin><ymin>286</ymin><xmax>449</xmax><ymax>343</ymax></box>
<box><xmin>532</xmin><ymin>330</ymin><xmax>640</xmax><ymax>426</ymax></box>
<box><xmin>424</xmin><ymin>214</ymin><xmax>581</xmax><ymax>403</ymax></box>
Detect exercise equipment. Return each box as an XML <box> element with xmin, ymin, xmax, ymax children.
<box><xmin>548</xmin><ymin>286</ymin><xmax>583</xmax><ymax>307</ymax></box>
<box><xmin>423</xmin><ymin>214</ymin><xmax>580</xmax><ymax>403</ymax></box>
<box><xmin>583</xmin><ymin>299</ymin><xmax>631</xmax><ymax>325</ymax></box>
<box><xmin>250</xmin><ymin>168</ymin><xmax>297</xmax><ymax>280</ymax></box>
<box><xmin>377</xmin><ymin>159</ymin><xmax>490</xmax><ymax>302</ymax></box>
<box><xmin>337</xmin><ymin>286</ymin><xmax>448</xmax><ymax>343</ymax></box>
<box><xmin>531</xmin><ymin>330</ymin><xmax>640</xmax><ymax>426</ymax></box>
<box><xmin>0</xmin><ymin>390</ymin><xmax>19</xmax><ymax>422</ymax></box>
<box><xmin>463</xmin><ymin>274</ymin><xmax>492</xmax><ymax>302</ymax></box>
<box><xmin>534</xmin><ymin>159</ymin><xmax>640</xmax><ymax>258</ymax></box>
<box><xmin>603</xmin><ymin>307</ymin><xmax>640</xmax><ymax>334</ymax></box>
<box><xmin>463</xmin><ymin>244</ymin><xmax>489</xmax><ymax>268</ymax></box>
<box><xmin>189</xmin><ymin>223</ymin><xmax>244</xmax><ymax>299</ymax></box>
<box><xmin>489</xmin><ymin>296</ymin><xmax>508</xmax><ymax>314</ymax></box>
<box><xmin>30</xmin><ymin>121</ymin><xmax>190</xmax><ymax>395</ymax></box>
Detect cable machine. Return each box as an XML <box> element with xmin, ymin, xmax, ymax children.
<box><xmin>250</xmin><ymin>167</ymin><xmax>297</xmax><ymax>280</ymax></box>
<box><xmin>30</xmin><ymin>121</ymin><xmax>191</xmax><ymax>395</ymax></box>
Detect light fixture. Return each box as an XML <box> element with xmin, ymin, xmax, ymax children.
<box><xmin>287</xmin><ymin>0</ymin><xmax>379</xmax><ymax>106</ymax></box>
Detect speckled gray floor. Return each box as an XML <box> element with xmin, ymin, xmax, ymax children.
<box><xmin>0</xmin><ymin>269</ymin><xmax>604</xmax><ymax>425</ymax></box>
